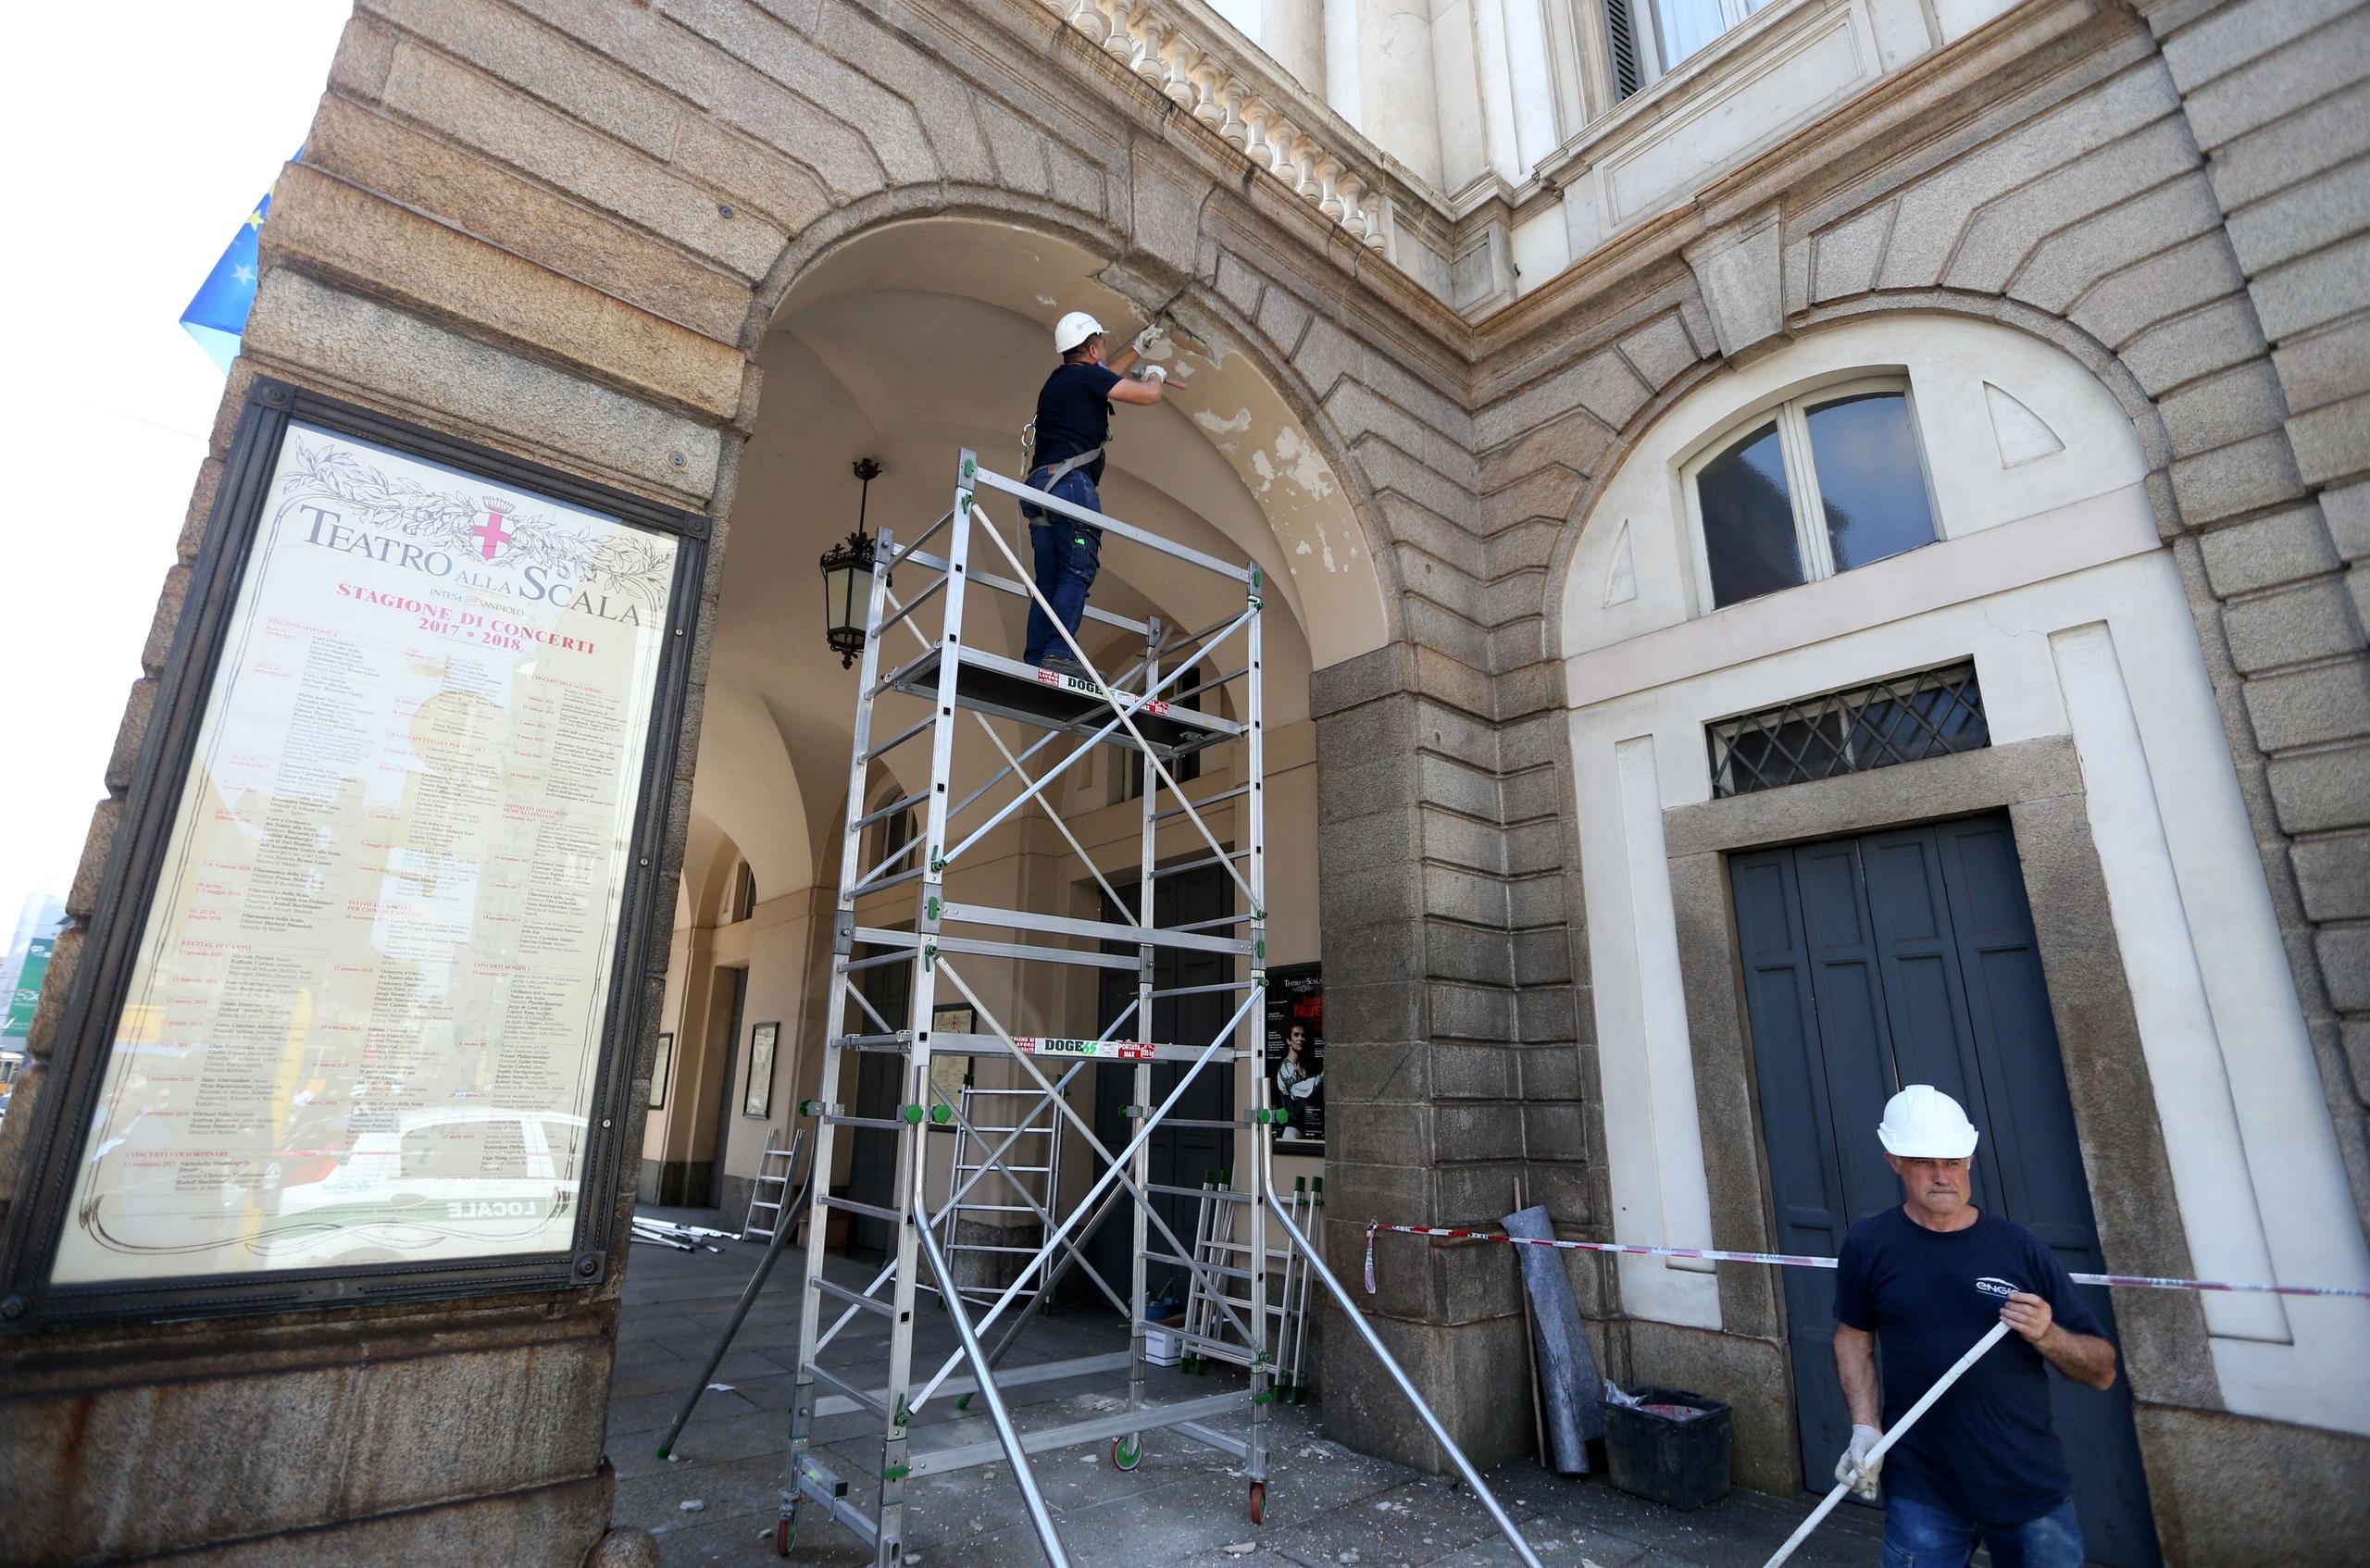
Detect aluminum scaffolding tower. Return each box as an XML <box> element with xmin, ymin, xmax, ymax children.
<box><xmin>775</xmin><ymin>450</ymin><xmax>1541</xmax><ymax>1568</ymax></box>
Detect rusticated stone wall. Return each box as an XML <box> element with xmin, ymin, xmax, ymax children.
<box><xmin>0</xmin><ymin>0</ymin><xmax>2363</xmax><ymax>1561</ymax></box>
<box><xmin>0</xmin><ymin>1</ymin><xmax>1480</xmax><ymax>1561</ymax></box>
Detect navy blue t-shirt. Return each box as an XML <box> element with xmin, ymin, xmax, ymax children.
<box><xmin>1033</xmin><ymin>362</ymin><xmax>1123</xmax><ymax>483</ymax></box>
<box><xmin>1833</xmin><ymin>1207</ymin><xmax>2104</xmax><ymax>1527</ymax></box>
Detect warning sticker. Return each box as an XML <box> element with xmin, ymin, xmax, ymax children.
<box><xmin>1031</xmin><ymin>667</ymin><xmax>1169</xmax><ymax>716</ymax></box>
<box><xmin>1011</xmin><ymin>1036</ymin><xmax>1159</xmax><ymax>1061</ymax></box>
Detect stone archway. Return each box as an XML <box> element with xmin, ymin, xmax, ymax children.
<box><xmin>649</xmin><ymin>206</ymin><xmax>1395</xmax><ymax>1259</ymax></box>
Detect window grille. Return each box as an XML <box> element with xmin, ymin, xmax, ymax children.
<box><xmin>1707</xmin><ymin>662</ymin><xmax>1988</xmax><ymax>798</ymax></box>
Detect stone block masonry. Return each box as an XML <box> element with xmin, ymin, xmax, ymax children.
<box><xmin>1</xmin><ymin>0</ymin><xmax>2365</xmax><ymax>1562</ymax></box>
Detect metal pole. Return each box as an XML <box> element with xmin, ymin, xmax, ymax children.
<box><xmin>1760</xmin><ymin>1320</ymin><xmax>2013</xmax><ymax>1568</ymax></box>
<box><xmin>915</xmin><ymin>1200</ymin><xmax>1073</xmax><ymax>1568</ymax></box>
<box><xmin>1242</xmin><ymin>565</ymin><xmax>1271</xmax><ymax>1500</ymax></box>
<box><xmin>1264</xmin><ymin>1194</ymin><xmax>1547</xmax><ymax>1568</ymax></box>
<box><xmin>1124</xmin><ymin>613</ymin><xmax>1162</xmax><ymax>1463</ymax></box>
<box><xmin>866</xmin><ymin>454</ymin><xmax>979</xmax><ymax>1565</ymax></box>
<box><xmin>781</xmin><ymin>517</ymin><xmax>901</xmax><ymax>1553</ymax></box>
<box><xmin>657</xmin><ymin>1132</ymin><xmax>814</xmax><ymax>1459</ymax></box>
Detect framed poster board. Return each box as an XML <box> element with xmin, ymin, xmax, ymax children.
<box><xmin>742</xmin><ymin>1022</ymin><xmax>780</xmax><ymax>1118</ymax></box>
<box><xmin>1265</xmin><ymin>964</ymin><xmax>1323</xmax><ymax>1152</ymax></box>
<box><xmin>0</xmin><ymin>380</ymin><xmax>705</xmax><ymax>1327</ymax></box>
<box><xmin>649</xmin><ymin>1033</ymin><xmax>674</xmax><ymax>1111</ymax></box>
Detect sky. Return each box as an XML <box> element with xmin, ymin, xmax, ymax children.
<box><xmin>0</xmin><ymin>5</ymin><xmax>350</xmax><ymax>937</ymax></box>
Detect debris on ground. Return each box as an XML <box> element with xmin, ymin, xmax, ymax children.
<box><xmin>632</xmin><ymin>1216</ymin><xmax>730</xmax><ymax>1252</ymax></box>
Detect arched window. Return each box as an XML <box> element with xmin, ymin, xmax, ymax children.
<box><xmin>1685</xmin><ymin>380</ymin><xmax>1938</xmax><ymax>610</ymax></box>
<box><xmin>863</xmin><ymin>798</ymin><xmax>917</xmax><ymax>880</ymax></box>
<box><xmin>729</xmin><ymin>863</ymin><xmax>757</xmax><ymax>923</ymax></box>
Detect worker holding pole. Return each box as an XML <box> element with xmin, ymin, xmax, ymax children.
<box><xmin>1831</xmin><ymin>1086</ymin><xmax>2119</xmax><ymax>1567</ymax></box>
<box><xmin>1021</xmin><ymin>312</ymin><xmax>1168</xmax><ymax>677</ymax></box>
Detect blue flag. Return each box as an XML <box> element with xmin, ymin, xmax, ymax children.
<box><xmin>180</xmin><ymin>167</ymin><xmax>287</xmax><ymax>374</ymax></box>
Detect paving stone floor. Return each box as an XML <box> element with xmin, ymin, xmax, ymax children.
<box><xmin>609</xmin><ymin>1209</ymin><xmax>1888</xmax><ymax>1568</ymax></box>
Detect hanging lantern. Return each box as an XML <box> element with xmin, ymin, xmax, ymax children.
<box><xmin>819</xmin><ymin>457</ymin><xmax>883</xmax><ymax>668</ymax></box>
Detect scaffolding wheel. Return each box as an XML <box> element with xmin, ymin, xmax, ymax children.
<box><xmin>775</xmin><ymin>1512</ymin><xmax>795</xmax><ymax>1557</ymax></box>
<box><xmin>1247</xmin><ymin>1481</ymin><xmax>1266</xmax><ymax>1525</ymax></box>
<box><xmin>1111</xmin><ymin>1435</ymin><xmax>1142</xmax><ymax>1472</ymax></box>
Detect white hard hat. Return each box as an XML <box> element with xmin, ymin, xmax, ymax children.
<box><xmin>1877</xmin><ymin>1085</ymin><xmax>1978</xmax><ymax>1159</ymax></box>
<box><xmin>1053</xmin><ymin>310</ymin><xmax>1105</xmax><ymax>354</ymax></box>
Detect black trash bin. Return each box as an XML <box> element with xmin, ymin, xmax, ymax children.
<box><xmin>1603</xmin><ymin>1387</ymin><xmax>1731</xmax><ymax>1512</ymax></box>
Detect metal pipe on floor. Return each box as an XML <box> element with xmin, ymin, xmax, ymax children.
<box><xmin>1264</xmin><ymin>1193</ymin><xmax>1546</xmax><ymax>1568</ymax></box>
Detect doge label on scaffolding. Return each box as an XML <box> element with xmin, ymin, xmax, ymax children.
<box><xmin>1012</xmin><ymin>1036</ymin><xmax>1159</xmax><ymax>1060</ymax></box>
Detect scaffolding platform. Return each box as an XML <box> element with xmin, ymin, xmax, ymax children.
<box><xmin>875</xmin><ymin>643</ymin><xmax>1237</xmax><ymax>761</ymax></box>
<box><xmin>767</xmin><ymin>449</ymin><xmax>1540</xmax><ymax>1567</ymax></box>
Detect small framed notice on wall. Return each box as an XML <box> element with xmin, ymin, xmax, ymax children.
<box><xmin>649</xmin><ymin>1033</ymin><xmax>674</xmax><ymax>1111</ymax></box>
<box><xmin>743</xmin><ymin>1023</ymin><xmax>780</xmax><ymax>1118</ymax></box>
<box><xmin>0</xmin><ymin>380</ymin><xmax>705</xmax><ymax>1328</ymax></box>
<box><xmin>927</xmin><ymin>1003</ymin><xmax>975</xmax><ymax>1119</ymax></box>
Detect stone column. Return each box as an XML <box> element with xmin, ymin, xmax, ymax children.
<box><xmin>1309</xmin><ymin>643</ymin><xmax>1594</xmax><ymax>1470</ymax></box>
<box><xmin>1353</xmin><ymin>0</ymin><xmax>1446</xmax><ymax>190</ymax></box>
<box><xmin>1262</xmin><ymin>0</ymin><xmax>1328</xmax><ymax>96</ymax></box>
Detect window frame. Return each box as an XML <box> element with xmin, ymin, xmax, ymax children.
<box><xmin>1111</xmin><ymin>663</ymin><xmax>1206</xmax><ymax>804</ymax></box>
<box><xmin>1617</xmin><ymin>0</ymin><xmax>1771</xmax><ymax>92</ymax></box>
<box><xmin>1679</xmin><ymin>373</ymin><xmax>1942</xmax><ymax>615</ymax></box>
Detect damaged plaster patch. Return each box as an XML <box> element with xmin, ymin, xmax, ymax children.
<box><xmin>1272</xmin><ymin>427</ymin><xmax>1335</xmax><ymax>499</ymax></box>
<box><xmin>1196</xmin><ymin>406</ymin><xmax>1254</xmax><ymax>435</ymax></box>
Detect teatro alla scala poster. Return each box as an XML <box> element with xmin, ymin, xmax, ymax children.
<box><xmin>52</xmin><ymin>424</ymin><xmax>677</xmax><ymax>1285</ymax></box>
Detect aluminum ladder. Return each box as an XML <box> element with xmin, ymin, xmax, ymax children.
<box><xmin>742</xmin><ymin>1129</ymin><xmax>802</xmax><ymax>1242</ymax></box>
<box><xmin>932</xmin><ymin>1080</ymin><xmax>1064</xmax><ymax>1310</ymax></box>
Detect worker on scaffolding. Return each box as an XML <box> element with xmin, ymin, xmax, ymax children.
<box><xmin>1831</xmin><ymin>1085</ymin><xmax>2118</xmax><ymax>1568</ymax></box>
<box><xmin>1021</xmin><ymin>311</ymin><xmax>1168</xmax><ymax>677</ymax></box>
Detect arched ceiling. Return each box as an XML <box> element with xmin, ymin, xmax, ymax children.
<box><xmin>774</xmin><ymin>218</ymin><xmax>1390</xmax><ymax>670</ymax></box>
<box><xmin>690</xmin><ymin>217</ymin><xmax>1389</xmax><ymax>899</ymax></box>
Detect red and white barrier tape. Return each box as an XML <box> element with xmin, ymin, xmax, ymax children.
<box><xmin>1360</xmin><ymin>1222</ymin><xmax>2370</xmax><ymax>1300</ymax></box>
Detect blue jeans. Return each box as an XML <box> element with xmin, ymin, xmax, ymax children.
<box><xmin>1883</xmin><ymin>1492</ymin><xmax>2084</xmax><ymax>1568</ymax></box>
<box><xmin>1020</xmin><ymin>467</ymin><xmax>1103</xmax><ymax>666</ymax></box>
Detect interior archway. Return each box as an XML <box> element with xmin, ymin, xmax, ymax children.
<box><xmin>641</xmin><ymin>214</ymin><xmax>1374</xmax><ymax>1222</ymax></box>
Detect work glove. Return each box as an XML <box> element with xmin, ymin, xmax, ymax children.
<box><xmin>1135</xmin><ymin>364</ymin><xmax>1166</xmax><ymax>384</ymax></box>
<box><xmin>1132</xmin><ymin>323</ymin><xmax>1169</xmax><ymax>355</ymax></box>
<box><xmin>1834</xmin><ymin>1425</ymin><xmax>1883</xmax><ymax>1501</ymax></box>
